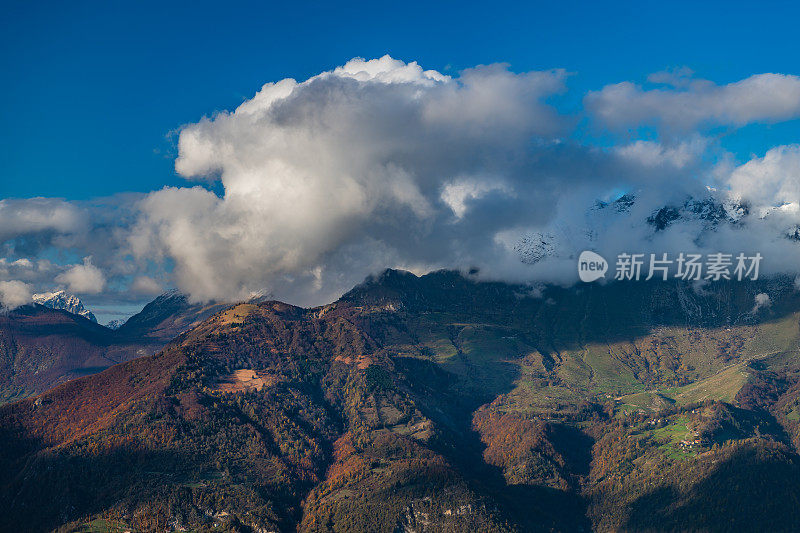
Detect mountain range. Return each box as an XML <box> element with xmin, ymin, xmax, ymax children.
<box><xmin>0</xmin><ymin>291</ymin><xmax>230</xmax><ymax>404</ymax></box>
<box><xmin>514</xmin><ymin>193</ymin><xmax>793</xmax><ymax>267</ymax></box>
<box><xmin>3</xmin><ymin>270</ymin><xmax>800</xmax><ymax>531</ymax></box>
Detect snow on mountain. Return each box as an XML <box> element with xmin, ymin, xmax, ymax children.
<box><xmin>31</xmin><ymin>290</ymin><xmax>98</xmax><ymax>323</ymax></box>
<box><xmin>105</xmin><ymin>319</ymin><xmax>126</xmax><ymax>330</ymax></box>
<box><xmin>513</xmin><ymin>194</ymin><xmax>761</xmax><ymax>266</ymax></box>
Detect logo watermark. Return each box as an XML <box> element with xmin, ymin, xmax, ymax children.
<box><xmin>578</xmin><ymin>251</ymin><xmax>608</xmax><ymax>282</ymax></box>
<box><xmin>577</xmin><ymin>252</ymin><xmax>762</xmax><ymax>282</ymax></box>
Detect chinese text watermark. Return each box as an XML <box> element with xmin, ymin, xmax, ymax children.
<box><xmin>578</xmin><ymin>251</ymin><xmax>762</xmax><ymax>282</ymax></box>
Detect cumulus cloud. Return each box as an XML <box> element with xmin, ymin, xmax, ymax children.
<box><xmin>586</xmin><ymin>73</ymin><xmax>800</xmax><ymax>130</ymax></box>
<box><xmin>55</xmin><ymin>257</ymin><xmax>106</xmax><ymax>294</ymax></box>
<box><xmin>130</xmin><ymin>55</ymin><xmax>583</xmax><ymax>303</ymax></box>
<box><xmin>122</xmin><ymin>57</ymin><xmax>800</xmax><ymax>304</ymax></box>
<box><xmin>5</xmin><ymin>56</ymin><xmax>800</xmax><ymax>310</ymax></box>
<box><xmin>0</xmin><ymin>280</ymin><xmax>33</xmax><ymax>309</ymax></box>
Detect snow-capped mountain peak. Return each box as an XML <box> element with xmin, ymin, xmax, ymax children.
<box><xmin>31</xmin><ymin>290</ymin><xmax>98</xmax><ymax>323</ymax></box>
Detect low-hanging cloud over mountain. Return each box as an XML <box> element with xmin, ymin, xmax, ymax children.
<box><xmin>129</xmin><ymin>56</ymin><xmax>583</xmax><ymax>303</ymax></box>
<box><xmin>2</xmin><ymin>56</ymin><xmax>800</xmax><ymax>310</ymax></box>
<box><xmin>54</xmin><ymin>257</ymin><xmax>106</xmax><ymax>295</ymax></box>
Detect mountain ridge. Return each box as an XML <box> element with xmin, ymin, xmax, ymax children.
<box><xmin>0</xmin><ymin>290</ymin><xmax>232</xmax><ymax>404</ymax></box>
<box><xmin>4</xmin><ymin>270</ymin><xmax>800</xmax><ymax>530</ymax></box>
<box><xmin>31</xmin><ymin>289</ymin><xmax>97</xmax><ymax>322</ymax></box>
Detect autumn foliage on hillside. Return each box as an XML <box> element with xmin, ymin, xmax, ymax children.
<box><xmin>3</xmin><ymin>272</ymin><xmax>800</xmax><ymax>531</ymax></box>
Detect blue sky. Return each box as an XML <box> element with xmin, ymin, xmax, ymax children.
<box><xmin>2</xmin><ymin>0</ymin><xmax>799</xmax><ymax>200</ymax></box>
<box><xmin>2</xmin><ymin>0</ymin><xmax>800</xmax><ymax>323</ymax></box>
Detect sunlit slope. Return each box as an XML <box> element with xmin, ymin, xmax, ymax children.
<box><xmin>4</xmin><ymin>270</ymin><xmax>800</xmax><ymax>531</ymax></box>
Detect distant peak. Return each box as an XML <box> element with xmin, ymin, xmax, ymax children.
<box><xmin>33</xmin><ymin>289</ymin><xmax>66</xmax><ymax>299</ymax></box>
<box><xmin>160</xmin><ymin>288</ymin><xmax>183</xmax><ymax>297</ymax></box>
<box><xmin>150</xmin><ymin>289</ymin><xmax>187</xmax><ymax>304</ymax></box>
<box><xmin>105</xmin><ymin>318</ymin><xmax>126</xmax><ymax>330</ymax></box>
<box><xmin>247</xmin><ymin>288</ymin><xmax>274</xmax><ymax>304</ymax></box>
<box><xmin>32</xmin><ymin>290</ymin><xmax>97</xmax><ymax>323</ymax></box>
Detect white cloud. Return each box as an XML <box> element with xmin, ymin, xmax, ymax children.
<box><xmin>0</xmin><ymin>198</ymin><xmax>85</xmax><ymax>242</ymax></box>
<box><xmin>132</xmin><ymin>56</ymin><xmax>574</xmax><ymax>303</ymax></box>
<box><xmin>125</xmin><ymin>58</ymin><xmax>800</xmax><ymax>304</ymax></box>
<box><xmin>440</xmin><ymin>178</ymin><xmax>513</xmax><ymax>219</ymax></box>
<box><xmin>615</xmin><ymin>138</ymin><xmax>707</xmax><ymax>169</ymax></box>
<box><xmin>130</xmin><ymin>275</ymin><xmax>163</xmax><ymax>296</ymax></box>
<box><xmin>0</xmin><ymin>280</ymin><xmax>32</xmax><ymax>309</ymax></box>
<box><xmin>726</xmin><ymin>145</ymin><xmax>800</xmax><ymax>216</ymax></box>
<box><xmin>586</xmin><ymin>73</ymin><xmax>800</xmax><ymax>130</ymax></box>
<box><xmin>5</xmin><ymin>57</ymin><xmax>800</xmax><ymax>309</ymax></box>
<box><xmin>55</xmin><ymin>257</ymin><xmax>107</xmax><ymax>295</ymax></box>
